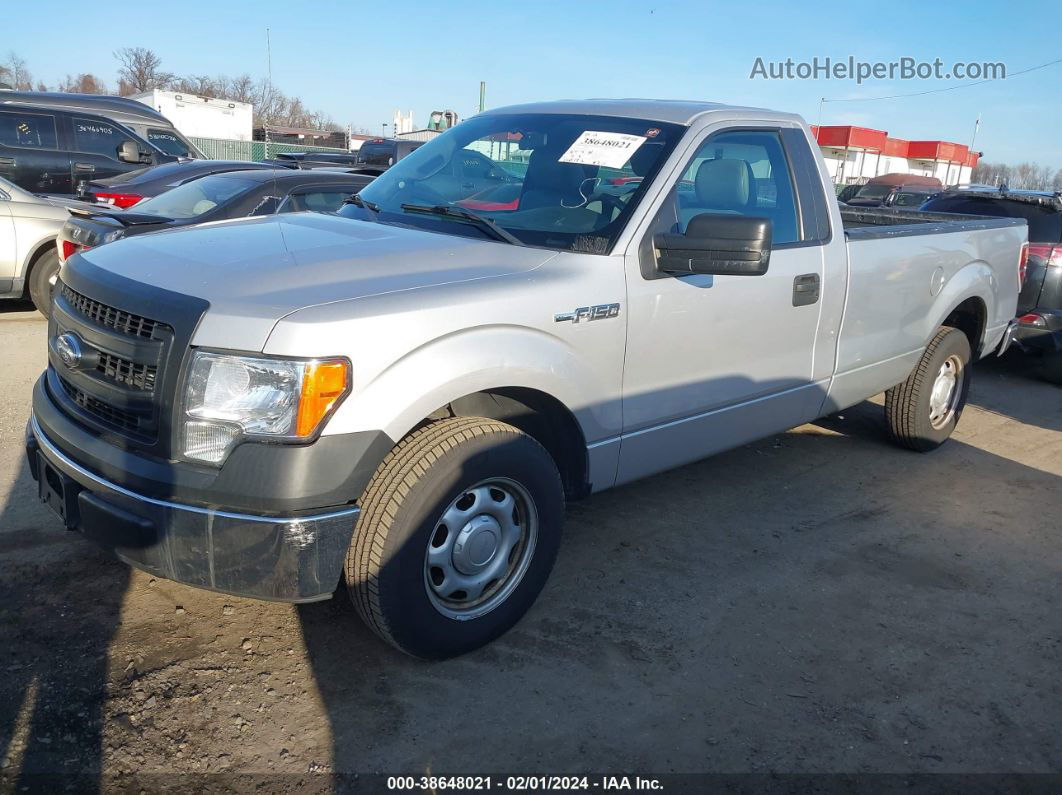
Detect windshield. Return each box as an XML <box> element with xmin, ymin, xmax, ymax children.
<box><xmin>146</xmin><ymin>127</ymin><xmax>201</xmax><ymax>158</ymax></box>
<box><xmin>344</xmin><ymin>113</ymin><xmax>683</xmax><ymax>252</ymax></box>
<box><xmin>134</xmin><ymin>174</ymin><xmax>256</xmax><ymax>219</ymax></box>
<box><xmin>853</xmin><ymin>185</ymin><xmax>892</xmax><ymax>201</ymax></box>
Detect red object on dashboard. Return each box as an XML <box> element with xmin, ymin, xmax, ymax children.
<box><xmin>457</xmin><ymin>198</ymin><xmax>520</xmax><ymax>212</ymax></box>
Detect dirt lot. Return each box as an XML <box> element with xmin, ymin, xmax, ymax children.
<box><xmin>1</xmin><ymin>299</ymin><xmax>1059</xmax><ymax>789</ymax></box>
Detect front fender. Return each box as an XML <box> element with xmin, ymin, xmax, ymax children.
<box><xmin>323</xmin><ymin>324</ymin><xmax>620</xmax><ymax>447</ymax></box>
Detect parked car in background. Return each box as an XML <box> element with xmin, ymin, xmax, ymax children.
<box><xmin>355</xmin><ymin>138</ymin><xmax>424</xmax><ymax>171</ymax></box>
<box><xmin>56</xmin><ymin>169</ymin><xmax>374</xmax><ymax>285</ymax></box>
<box><xmin>886</xmin><ymin>186</ymin><xmax>941</xmax><ymax>208</ymax></box>
<box><xmin>269</xmin><ymin>151</ymin><xmax>363</xmax><ymax>169</ymax></box>
<box><xmin>0</xmin><ymin>103</ymin><xmax>181</xmax><ymax>195</ymax></box>
<box><xmin>0</xmin><ymin>91</ymin><xmax>204</xmax><ymax>159</ymax></box>
<box><xmin>835</xmin><ymin>183</ymin><xmax>862</xmax><ymax>204</ymax></box>
<box><xmin>845</xmin><ymin>173</ymin><xmax>943</xmax><ymax>207</ymax></box>
<box><xmin>80</xmin><ymin>159</ymin><xmax>296</xmax><ymax>208</ymax></box>
<box><xmin>0</xmin><ymin>176</ymin><xmax>99</xmax><ymax>314</ymax></box>
<box><xmin>922</xmin><ymin>188</ymin><xmax>1062</xmax><ymax>382</ymax></box>
<box><xmin>29</xmin><ymin>99</ymin><xmax>1025</xmax><ymax>659</ymax></box>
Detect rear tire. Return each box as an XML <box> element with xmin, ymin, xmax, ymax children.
<box><xmin>28</xmin><ymin>248</ymin><xmax>60</xmax><ymax>318</ymax></box>
<box><xmin>885</xmin><ymin>326</ymin><xmax>971</xmax><ymax>451</ymax></box>
<box><xmin>345</xmin><ymin>417</ymin><xmax>564</xmax><ymax>659</ymax></box>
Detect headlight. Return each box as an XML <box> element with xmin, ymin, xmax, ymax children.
<box><xmin>181</xmin><ymin>351</ymin><xmax>350</xmax><ymax>465</ymax></box>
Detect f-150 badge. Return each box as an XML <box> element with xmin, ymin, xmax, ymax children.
<box><xmin>554</xmin><ymin>303</ymin><xmax>620</xmax><ymax>324</ymax></box>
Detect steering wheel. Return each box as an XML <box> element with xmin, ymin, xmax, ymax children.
<box><xmin>594</xmin><ymin>191</ymin><xmax>628</xmax><ymax>219</ymax></box>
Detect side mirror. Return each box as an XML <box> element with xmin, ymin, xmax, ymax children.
<box><xmin>118</xmin><ymin>140</ymin><xmax>143</xmax><ymax>163</ymax></box>
<box><xmin>654</xmin><ymin>214</ymin><xmax>772</xmax><ymax>276</ymax></box>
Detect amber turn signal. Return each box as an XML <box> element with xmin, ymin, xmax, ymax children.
<box><xmin>295</xmin><ymin>359</ymin><xmax>350</xmax><ymax>437</ymax></box>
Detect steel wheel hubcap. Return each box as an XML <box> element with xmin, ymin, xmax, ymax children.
<box><xmin>929</xmin><ymin>355</ymin><xmax>963</xmax><ymax>429</ymax></box>
<box><xmin>424</xmin><ymin>478</ymin><xmax>538</xmax><ymax>620</ymax></box>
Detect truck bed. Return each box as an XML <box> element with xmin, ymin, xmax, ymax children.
<box><xmin>841</xmin><ymin>205</ymin><xmax>1025</xmax><ymax>240</ymax></box>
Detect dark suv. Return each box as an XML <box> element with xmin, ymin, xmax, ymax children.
<box><xmin>922</xmin><ymin>188</ymin><xmax>1062</xmax><ymax>382</ymax></box>
<box><xmin>0</xmin><ymin>103</ymin><xmax>178</xmax><ymax>195</ymax></box>
<box><xmin>355</xmin><ymin>138</ymin><xmax>424</xmax><ymax>170</ymax></box>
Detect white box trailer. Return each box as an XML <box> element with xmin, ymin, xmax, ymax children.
<box><xmin>131</xmin><ymin>90</ymin><xmax>253</xmax><ymax>141</ymax></box>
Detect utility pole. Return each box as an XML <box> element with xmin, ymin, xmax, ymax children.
<box><xmin>968</xmin><ymin>114</ymin><xmax>981</xmax><ymax>184</ymax></box>
<box><xmin>264</xmin><ymin>28</ymin><xmax>273</xmax><ymax>160</ymax></box>
<box><xmin>479</xmin><ymin>81</ymin><xmax>486</xmax><ymax>113</ymax></box>
<box><xmin>266</xmin><ymin>28</ymin><xmax>273</xmax><ymax>87</ymax></box>
<box><xmin>969</xmin><ymin>114</ymin><xmax>981</xmax><ymax>150</ymax></box>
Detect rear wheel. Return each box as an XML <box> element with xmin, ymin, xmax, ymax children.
<box><xmin>28</xmin><ymin>248</ymin><xmax>60</xmax><ymax>318</ymax></box>
<box><xmin>885</xmin><ymin>326</ymin><xmax>971</xmax><ymax>451</ymax></box>
<box><xmin>345</xmin><ymin>417</ymin><xmax>564</xmax><ymax>659</ymax></box>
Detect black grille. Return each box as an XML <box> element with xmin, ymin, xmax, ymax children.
<box><xmin>61</xmin><ymin>284</ymin><xmax>158</xmax><ymax>339</ymax></box>
<box><xmin>58</xmin><ymin>376</ymin><xmax>141</xmax><ymax>432</ymax></box>
<box><xmin>96</xmin><ymin>352</ymin><xmax>157</xmax><ymax>391</ymax></box>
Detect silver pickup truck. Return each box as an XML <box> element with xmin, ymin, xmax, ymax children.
<box><xmin>26</xmin><ymin>100</ymin><xmax>1026</xmax><ymax>658</ymax></box>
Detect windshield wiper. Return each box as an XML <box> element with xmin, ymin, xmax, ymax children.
<box><xmin>346</xmin><ymin>193</ymin><xmax>380</xmax><ymax>215</ymax></box>
<box><xmin>400</xmin><ymin>203</ymin><xmax>524</xmax><ymax>246</ymax></box>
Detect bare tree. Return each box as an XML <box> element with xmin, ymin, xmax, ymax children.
<box><xmin>171</xmin><ymin>74</ymin><xmax>221</xmax><ymax>97</ymax></box>
<box><xmin>223</xmin><ymin>74</ymin><xmax>257</xmax><ymax>105</ymax></box>
<box><xmin>974</xmin><ymin>160</ymin><xmax>1060</xmax><ymax>191</ymax></box>
<box><xmin>0</xmin><ymin>52</ymin><xmax>34</xmax><ymax>90</ymax></box>
<box><xmin>114</xmin><ymin>47</ymin><xmax>173</xmax><ymax>93</ymax></box>
<box><xmin>56</xmin><ymin>73</ymin><xmax>109</xmax><ymax>94</ymax></box>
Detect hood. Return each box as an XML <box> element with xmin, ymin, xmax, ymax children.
<box><xmin>76</xmin><ymin>212</ymin><xmax>556</xmax><ymax>351</ymax></box>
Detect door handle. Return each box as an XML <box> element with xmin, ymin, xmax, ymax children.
<box><xmin>793</xmin><ymin>273</ymin><xmax>820</xmax><ymax>307</ymax></box>
<box><xmin>74</xmin><ymin>162</ymin><xmax>95</xmax><ymax>172</ymax></box>
<box><xmin>0</xmin><ymin>156</ymin><xmax>14</xmax><ymax>166</ymax></box>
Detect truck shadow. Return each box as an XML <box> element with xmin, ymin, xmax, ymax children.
<box><xmin>966</xmin><ymin>351</ymin><xmax>1062</xmax><ymax>433</ymax></box>
<box><xmin>297</xmin><ymin>414</ymin><xmax>1061</xmax><ymax>776</ymax></box>
<box><xmin>0</xmin><ymin>463</ymin><xmax>130</xmax><ymax>791</ymax></box>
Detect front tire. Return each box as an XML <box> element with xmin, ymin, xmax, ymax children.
<box><xmin>28</xmin><ymin>248</ymin><xmax>60</xmax><ymax>318</ymax></box>
<box><xmin>885</xmin><ymin>326</ymin><xmax>972</xmax><ymax>451</ymax></box>
<box><xmin>345</xmin><ymin>417</ymin><xmax>564</xmax><ymax>659</ymax></box>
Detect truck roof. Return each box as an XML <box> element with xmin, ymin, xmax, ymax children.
<box><xmin>479</xmin><ymin>98</ymin><xmax>791</xmax><ymax>126</ymax></box>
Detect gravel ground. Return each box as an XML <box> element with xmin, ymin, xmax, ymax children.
<box><xmin>0</xmin><ymin>300</ymin><xmax>1059</xmax><ymax>790</ymax></box>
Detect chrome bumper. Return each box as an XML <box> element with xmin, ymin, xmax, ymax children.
<box><xmin>28</xmin><ymin>415</ymin><xmax>359</xmax><ymax>603</ymax></box>
<box><xmin>996</xmin><ymin>319</ymin><xmax>1020</xmax><ymax>356</ymax></box>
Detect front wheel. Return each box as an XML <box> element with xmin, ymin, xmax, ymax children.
<box><xmin>885</xmin><ymin>326</ymin><xmax>972</xmax><ymax>451</ymax></box>
<box><xmin>28</xmin><ymin>248</ymin><xmax>60</xmax><ymax>318</ymax></box>
<box><xmin>345</xmin><ymin>417</ymin><xmax>564</xmax><ymax>659</ymax></box>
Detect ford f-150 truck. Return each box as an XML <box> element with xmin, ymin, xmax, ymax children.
<box><xmin>26</xmin><ymin>100</ymin><xmax>1027</xmax><ymax>659</ymax></box>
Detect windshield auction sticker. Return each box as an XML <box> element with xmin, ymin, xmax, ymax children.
<box><xmin>559</xmin><ymin>131</ymin><xmax>647</xmax><ymax>169</ymax></box>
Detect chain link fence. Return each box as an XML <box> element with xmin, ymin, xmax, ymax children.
<box><xmin>189</xmin><ymin>137</ymin><xmax>351</xmax><ymax>162</ymax></box>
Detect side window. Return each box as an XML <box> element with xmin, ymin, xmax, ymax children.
<box><xmin>72</xmin><ymin>117</ymin><xmax>131</xmax><ymax>159</ymax></box>
<box><xmin>280</xmin><ymin>189</ymin><xmax>355</xmax><ymax>214</ymax></box>
<box><xmin>661</xmin><ymin>129</ymin><xmax>799</xmax><ymax>244</ymax></box>
<box><xmin>0</xmin><ymin>111</ymin><xmax>58</xmax><ymax>149</ymax></box>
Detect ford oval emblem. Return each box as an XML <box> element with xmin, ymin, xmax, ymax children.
<box><xmin>56</xmin><ymin>333</ymin><xmax>83</xmax><ymax>369</ymax></box>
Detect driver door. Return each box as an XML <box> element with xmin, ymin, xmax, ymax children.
<box><xmin>616</xmin><ymin>126</ymin><xmax>828</xmax><ymax>485</ymax></box>
<box><xmin>67</xmin><ymin>116</ymin><xmax>145</xmax><ymax>187</ymax></box>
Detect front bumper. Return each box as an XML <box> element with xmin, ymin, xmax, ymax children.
<box><xmin>27</xmin><ymin>414</ymin><xmax>360</xmax><ymax>603</ymax></box>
